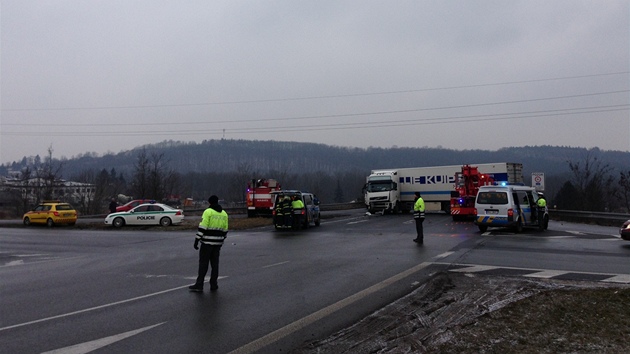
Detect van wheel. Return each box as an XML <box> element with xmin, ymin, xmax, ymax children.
<box><xmin>315</xmin><ymin>215</ymin><xmax>320</xmax><ymax>226</ymax></box>
<box><xmin>478</xmin><ymin>225</ymin><xmax>487</xmax><ymax>233</ymax></box>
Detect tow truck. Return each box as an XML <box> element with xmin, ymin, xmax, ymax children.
<box><xmin>450</xmin><ymin>165</ymin><xmax>495</xmax><ymax>221</ymax></box>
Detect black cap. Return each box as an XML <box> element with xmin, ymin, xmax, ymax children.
<box><xmin>415</xmin><ymin>192</ymin><xmax>421</xmax><ymax>197</ymax></box>
<box><xmin>208</xmin><ymin>195</ymin><xmax>219</xmax><ymax>205</ymax></box>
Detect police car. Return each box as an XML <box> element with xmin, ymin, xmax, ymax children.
<box><xmin>474</xmin><ymin>185</ymin><xmax>548</xmax><ymax>233</ymax></box>
<box><xmin>104</xmin><ymin>203</ymin><xmax>184</xmax><ymax>228</ymax></box>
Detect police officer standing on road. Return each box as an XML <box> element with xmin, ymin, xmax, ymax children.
<box><xmin>413</xmin><ymin>192</ymin><xmax>425</xmax><ymax>244</ymax></box>
<box><xmin>537</xmin><ymin>194</ymin><xmax>547</xmax><ymax>227</ymax></box>
<box><xmin>189</xmin><ymin>195</ymin><xmax>228</xmax><ymax>292</ymax></box>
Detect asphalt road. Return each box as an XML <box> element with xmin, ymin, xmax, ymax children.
<box><xmin>1</xmin><ymin>212</ymin><xmax>628</xmax><ymax>353</ymax></box>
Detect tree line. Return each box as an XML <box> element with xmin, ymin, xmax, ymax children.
<box><xmin>1</xmin><ymin>140</ymin><xmax>629</xmax><ymax>216</ymax></box>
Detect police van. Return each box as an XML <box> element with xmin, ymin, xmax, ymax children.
<box><xmin>474</xmin><ymin>185</ymin><xmax>548</xmax><ymax>233</ymax></box>
<box><xmin>271</xmin><ymin>190</ymin><xmax>321</xmax><ymax>230</ymax></box>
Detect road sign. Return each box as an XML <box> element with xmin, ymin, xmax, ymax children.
<box><xmin>532</xmin><ymin>172</ymin><xmax>545</xmax><ymax>191</ymax></box>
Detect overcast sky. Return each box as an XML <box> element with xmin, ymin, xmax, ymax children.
<box><xmin>1</xmin><ymin>1</ymin><xmax>628</xmax><ymax>165</ymax></box>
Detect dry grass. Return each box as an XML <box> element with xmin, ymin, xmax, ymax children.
<box><xmin>435</xmin><ymin>287</ymin><xmax>630</xmax><ymax>353</ymax></box>
<box><xmin>295</xmin><ymin>273</ymin><xmax>630</xmax><ymax>354</ymax></box>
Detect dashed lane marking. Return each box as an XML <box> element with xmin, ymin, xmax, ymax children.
<box><xmin>42</xmin><ymin>322</ymin><xmax>165</xmax><ymax>354</ymax></box>
<box><xmin>434</xmin><ymin>251</ymin><xmax>455</xmax><ymax>259</ymax></box>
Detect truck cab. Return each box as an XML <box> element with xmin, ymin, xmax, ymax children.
<box><xmin>364</xmin><ymin>170</ymin><xmax>401</xmax><ymax>214</ymax></box>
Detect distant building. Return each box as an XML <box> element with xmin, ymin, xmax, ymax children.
<box><xmin>0</xmin><ymin>175</ymin><xmax>95</xmax><ymax>206</ymax></box>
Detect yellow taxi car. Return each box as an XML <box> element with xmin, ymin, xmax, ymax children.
<box><xmin>23</xmin><ymin>201</ymin><xmax>78</xmax><ymax>227</ymax></box>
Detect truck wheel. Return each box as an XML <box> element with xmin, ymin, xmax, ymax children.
<box><xmin>478</xmin><ymin>225</ymin><xmax>488</xmax><ymax>233</ymax></box>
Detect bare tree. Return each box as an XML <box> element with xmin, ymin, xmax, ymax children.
<box><xmin>130</xmin><ymin>149</ymin><xmax>150</xmax><ymax>198</ymax></box>
<box><xmin>618</xmin><ymin>171</ymin><xmax>630</xmax><ymax>213</ymax></box>
<box><xmin>130</xmin><ymin>149</ymin><xmax>178</xmax><ymax>202</ymax></box>
<box><xmin>566</xmin><ymin>150</ymin><xmax>615</xmax><ymax>211</ymax></box>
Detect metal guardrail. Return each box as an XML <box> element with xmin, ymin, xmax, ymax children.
<box><xmin>28</xmin><ymin>203</ymin><xmax>630</xmax><ymax>227</ymax></box>
<box><xmin>549</xmin><ymin>209</ymin><xmax>629</xmax><ymax>226</ymax></box>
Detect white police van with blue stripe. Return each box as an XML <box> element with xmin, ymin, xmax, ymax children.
<box><xmin>474</xmin><ymin>185</ymin><xmax>548</xmax><ymax>233</ymax></box>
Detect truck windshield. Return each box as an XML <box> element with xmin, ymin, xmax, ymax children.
<box><xmin>367</xmin><ymin>181</ymin><xmax>393</xmax><ymax>192</ymax></box>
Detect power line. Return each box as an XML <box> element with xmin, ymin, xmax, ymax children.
<box><xmin>2</xmin><ymin>71</ymin><xmax>628</xmax><ymax>113</ymax></box>
<box><xmin>3</xmin><ymin>105</ymin><xmax>627</xmax><ymax>137</ymax></box>
<box><xmin>3</xmin><ymin>89</ymin><xmax>628</xmax><ymax>127</ymax></box>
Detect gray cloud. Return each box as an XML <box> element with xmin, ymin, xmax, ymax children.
<box><xmin>1</xmin><ymin>0</ymin><xmax>628</xmax><ymax>164</ymax></box>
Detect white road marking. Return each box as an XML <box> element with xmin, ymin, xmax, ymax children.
<box><xmin>566</xmin><ymin>231</ymin><xmax>585</xmax><ymax>235</ymax></box>
<box><xmin>263</xmin><ymin>261</ymin><xmax>290</xmax><ymax>269</ymax></box>
<box><xmin>449</xmin><ymin>265</ymin><xmax>499</xmax><ymax>273</ymax></box>
<box><xmin>0</xmin><ymin>286</ymin><xmax>187</xmax><ymax>332</ymax></box>
<box><xmin>601</xmin><ymin>275</ymin><xmax>630</xmax><ymax>284</ymax></box>
<box><xmin>347</xmin><ymin>220</ymin><xmax>368</xmax><ymax>225</ymax></box>
<box><xmin>4</xmin><ymin>260</ymin><xmax>24</xmax><ymax>266</ymax></box>
<box><xmin>41</xmin><ymin>322</ymin><xmax>165</xmax><ymax>354</ymax></box>
<box><xmin>434</xmin><ymin>252</ymin><xmax>454</xmax><ymax>259</ymax></box>
<box><xmin>523</xmin><ymin>270</ymin><xmax>570</xmax><ymax>279</ymax></box>
<box><xmin>229</xmin><ymin>262</ymin><xmax>433</xmax><ymax>354</ymax></box>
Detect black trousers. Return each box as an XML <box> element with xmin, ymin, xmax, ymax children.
<box><xmin>415</xmin><ymin>218</ymin><xmax>424</xmax><ymax>241</ymax></box>
<box><xmin>195</xmin><ymin>244</ymin><xmax>221</xmax><ymax>288</ymax></box>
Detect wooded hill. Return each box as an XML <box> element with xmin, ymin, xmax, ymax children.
<box><xmin>5</xmin><ymin>139</ymin><xmax>629</xmax><ymax>179</ymax></box>
<box><xmin>2</xmin><ymin>139</ymin><xmax>629</xmax><ymax>207</ymax></box>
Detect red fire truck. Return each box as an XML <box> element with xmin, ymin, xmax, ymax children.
<box><xmin>450</xmin><ymin>165</ymin><xmax>494</xmax><ymax>221</ymax></box>
<box><xmin>246</xmin><ymin>179</ymin><xmax>281</xmax><ymax>217</ymax></box>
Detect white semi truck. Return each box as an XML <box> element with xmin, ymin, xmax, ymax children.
<box><xmin>364</xmin><ymin>163</ymin><xmax>523</xmax><ymax>214</ymax></box>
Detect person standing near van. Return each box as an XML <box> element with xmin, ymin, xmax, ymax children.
<box><xmin>291</xmin><ymin>195</ymin><xmax>305</xmax><ymax>228</ymax></box>
<box><xmin>282</xmin><ymin>195</ymin><xmax>293</xmax><ymax>227</ymax></box>
<box><xmin>189</xmin><ymin>195</ymin><xmax>228</xmax><ymax>292</ymax></box>
<box><xmin>537</xmin><ymin>194</ymin><xmax>547</xmax><ymax>226</ymax></box>
<box><xmin>275</xmin><ymin>194</ymin><xmax>285</xmax><ymax>226</ymax></box>
<box><xmin>413</xmin><ymin>192</ymin><xmax>425</xmax><ymax>244</ymax></box>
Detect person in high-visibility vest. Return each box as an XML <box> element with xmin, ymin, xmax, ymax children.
<box><xmin>413</xmin><ymin>192</ymin><xmax>425</xmax><ymax>244</ymax></box>
<box><xmin>537</xmin><ymin>194</ymin><xmax>547</xmax><ymax>227</ymax></box>
<box><xmin>189</xmin><ymin>195</ymin><xmax>228</xmax><ymax>292</ymax></box>
<box><xmin>291</xmin><ymin>195</ymin><xmax>305</xmax><ymax>229</ymax></box>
